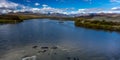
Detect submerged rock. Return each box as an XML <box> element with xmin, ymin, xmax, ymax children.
<box><xmin>38</xmin><ymin>50</ymin><xmax>47</xmax><ymax>53</ymax></box>
<box><xmin>54</xmin><ymin>53</ymin><xmax>57</xmax><ymax>55</ymax></box>
<box><xmin>74</xmin><ymin>57</ymin><xmax>76</xmax><ymax>60</ymax></box>
<box><xmin>41</xmin><ymin>47</ymin><xmax>49</xmax><ymax>49</ymax></box>
<box><xmin>76</xmin><ymin>58</ymin><xmax>79</xmax><ymax>60</ymax></box>
<box><xmin>32</xmin><ymin>46</ymin><xmax>38</xmax><ymax>49</ymax></box>
<box><xmin>51</xmin><ymin>47</ymin><xmax>58</xmax><ymax>49</ymax></box>
<box><xmin>22</xmin><ymin>55</ymin><xmax>36</xmax><ymax>60</ymax></box>
<box><xmin>67</xmin><ymin>57</ymin><xmax>71</xmax><ymax>60</ymax></box>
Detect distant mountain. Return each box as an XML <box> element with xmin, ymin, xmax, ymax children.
<box><xmin>73</xmin><ymin>13</ymin><xmax>120</xmax><ymax>18</ymax></box>
<box><xmin>47</xmin><ymin>13</ymin><xmax>70</xmax><ymax>17</ymax></box>
<box><xmin>1</xmin><ymin>10</ymin><xmax>120</xmax><ymax>19</ymax></box>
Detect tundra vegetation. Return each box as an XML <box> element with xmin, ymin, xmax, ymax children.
<box><xmin>0</xmin><ymin>14</ymin><xmax>74</xmax><ymax>24</ymax></box>
<box><xmin>1</xmin><ymin>14</ymin><xmax>120</xmax><ymax>31</ymax></box>
<box><xmin>0</xmin><ymin>15</ymin><xmax>23</xmax><ymax>24</ymax></box>
<box><xmin>75</xmin><ymin>18</ymin><xmax>120</xmax><ymax>31</ymax></box>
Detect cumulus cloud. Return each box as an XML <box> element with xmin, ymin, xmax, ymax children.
<box><xmin>10</xmin><ymin>4</ymin><xmax>120</xmax><ymax>14</ymax></box>
<box><xmin>42</xmin><ymin>4</ymin><xmax>48</xmax><ymax>8</ymax></box>
<box><xmin>0</xmin><ymin>0</ymin><xmax>28</xmax><ymax>13</ymax></box>
<box><xmin>1</xmin><ymin>0</ymin><xmax>27</xmax><ymax>9</ymax></box>
<box><xmin>94</xmin><ymin>7</ymin><xmax>120</xmax><ymax>13</ymax></box>
<box><xmin>35</xmin><ymin>3</ymin><xmax>40</xmax><ymax>6</ymax></box>
<box><xmin>0</xmin><ymin>0</ymin><xmax>120</xmax><ymax>14</ymax></box>
<box><xmin>29</xmin><ymin>4</ymin><xmax>67</xmax><ymax>14</ymax></box>
<box><xmin>0</xmin><ymin>0</ymin><xmax>18</xmax><ymax>9</ymax></box>
<box><xmin>111</xmin><ymin>7</ymin><xmax>120</xmax><ymax>10</ymax></box>
<box><xmin>67</xmin><ymin>8</ymin><xmax>104</xmax><ymax>14</ymax></box>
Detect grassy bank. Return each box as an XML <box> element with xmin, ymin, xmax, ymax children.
<box><xmin>75</xmin><ymin>18</ymin><xmax>120</xmax><ymax>31</ymax></box>
<box><xmin>2</xmin><ymin>14</ymin><xmax>120</xmax><ymax>32</ymax></box>
<box><xmin>18</xmin><ymin>15</ymin><xmax>43</xmax><ymax>20</ymax></box>
<box><xmin>0</xmin><ymin>15</ymin><xmax>23</xmax><ymax>24</ymax></box>
<box><xmin>0</xmin><ymin>14</ymin><xmax>75</xmax><ymax>24</ymax></box>
<box><xmin>0</xmin><ymin>19</ymin><xmax>23</xmax><ymax>24</ymax></box>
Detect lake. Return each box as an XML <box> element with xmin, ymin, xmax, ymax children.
<box><xmin>0</xmin><ymin>19</ymin><xmax>120</xmax><ymax>60</ymax></box>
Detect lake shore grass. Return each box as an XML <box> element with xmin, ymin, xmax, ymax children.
<box><xmin>0</xmin><ymin>15</ymin><xmax>24</xmax><ymax>24</ymax></box>
<box><xmin>1</xmin><ymin>14</ymin><xmax>120</xmax><ymax>31</ymax></box>
<box><xmin>0</xmin><ymin>19</ymin><xmax>23</xmax><ymax>24</ymax></box>
<box><xmin>0</xmin><ymin>14</ymin><xmax>75</xmax><ymax>24</ymax></box>
<box><xmin>75</xmin><ymin>18</ymin><xmax>120</xmax><ymax>31</ymax></box>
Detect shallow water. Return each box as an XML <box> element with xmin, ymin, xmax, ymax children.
<box><xmin>0</xmin><ymin>19</ymin><xmax>120</xmax><ymax>60</ymax></box>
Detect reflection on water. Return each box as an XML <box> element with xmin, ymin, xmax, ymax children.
<box><xmin>0</xmin><ymin>19</ymin><xmax>120</xmax><ymax>60</ymax></box>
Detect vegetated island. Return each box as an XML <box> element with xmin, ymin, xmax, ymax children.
<box><xmin>1</xmin><ymin>13</ymin><xmax>120</xmax><ymax>32</ymax></box>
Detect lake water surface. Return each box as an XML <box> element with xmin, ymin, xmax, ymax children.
<box><xmin>0</xmin><ymin>19</ymin><xmax>120</xmax><ymax>60</ymax></box>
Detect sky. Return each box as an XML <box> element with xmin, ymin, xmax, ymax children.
<box><xmin>0</xmin><ymin>0</ymin><xmax>120</xmax><ymax>14</ymax></box>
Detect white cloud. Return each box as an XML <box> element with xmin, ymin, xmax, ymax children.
<box><xmin>15</xmin><ymin>5</ymin><xmax>120</xmax><ymax>15</ymax></box>
<box><xmin>29</xmin><ymin>5</ymin><xmax>67</xmax><ymax>14</ymax></box>
<box><xmin>0</xmin><ymin>0</ymin><xmax>120</xmax><ymax>15</ymax></box>
<box><xmin>0</xmin><ymin>0</ymin><xmax>28</xmax><ymax>13</ymax></box>
<box><xmin>35</xmin><ymin>3</ymin><xmax>40</xmax><ymax>6</ymax></box>
<box><xmin>0</xmin><ymin>0</ymin><xmax>26</xmax><ymax>9</ymax></box>
<box><xmin>42</xmin><ymin>4</ymin><xmax>48</xmax><ymax>8</ymax></box>
<box><xmin>0</xmin><ymin>0</ymin><xmax>19</xmax><ymax>9</ymax></box>
<box><xmin>110</xmin><ymin>0</ymin><xmax>120</xmax><ymax>3</ymax></box>
<box><xmin>111</xmin><ymin>7</ymin><xmax>120</xmax><ymax>10</ymax></box>
<box><xmin>67</xmin><ymin>8</ymin><xmax>103</xmax><ymax>14</ymax></box>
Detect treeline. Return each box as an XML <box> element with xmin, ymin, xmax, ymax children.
<box><xmin>75</xmin><ymin>18</ymin><xmax>120</xmax><ymax>31</ymax></box>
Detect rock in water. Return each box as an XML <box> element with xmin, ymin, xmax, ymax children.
<box><xmin>51</xmin><ymin>47</ymin><xmax>58</xmax><ymax>49</ymax></box>
<box><xmin>32</xmin><ymin>46</ymin><xmax>38</xmax><ymax>49</ymax></box>
<box><xmin>22</xmin><ymin>55</ymin><xmax>36</xmax><ymax>60</ymax></box>
<box><xmin>41</xmin><ymin>47</ymin><xmax>48</xmax><ymax>49</ymax></box>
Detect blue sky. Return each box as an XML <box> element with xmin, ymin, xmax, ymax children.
<box><xmin>0</xmin><ymin>0</ymin><xmax>120</xmax><ymax>14</ymax></box>
<box><xmin>9</xmin><ymin>0</ymin><xmax>112</xmax><ymax>9</ymax></box>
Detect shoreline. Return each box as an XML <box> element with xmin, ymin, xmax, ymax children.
<box><xmin>75</xmin><ymin>18</ymin><xmax>120</xmax><ymax>32</ymax></box>
<box><xmin>0</xmin><ymin>14</ymin><xmax>74</xmax><ymax>24</ymax></box>
<box><xmin>1</xmin><ymin>14</ymin><xmax>120</xmax><ymax>32</ymax></box>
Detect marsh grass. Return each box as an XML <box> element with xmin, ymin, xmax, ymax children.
<box><xmin>75</xmin><ymin>18</ymin><xmax>120</xmax><ymax>31</ymax></box>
